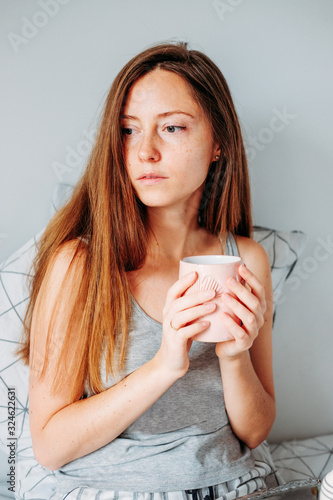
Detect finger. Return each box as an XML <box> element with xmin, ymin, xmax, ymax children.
<box><xmin>221</xmin><ymin>312</ymin><xmax>253</xmax><ymax>349</ymax></box>
<box><xmin>225</xmin><ymin>277</ymin><xmax>263</xmax><ymax>316</ymax></box>
<box><xmin>175</xmin><ymin>288</ymin><xmax>216</xmax><ymax>312</ymax></box>
<box><xmin>164</xmin><ymin>286</ymin><xmax>216</xmax><ymax>323</ymax></box>
<box><xmin>178</xmin><ymin>319</ymin><xmax>211</xmax><ymax>340</ymax></box>
<box><xmin>222</xmin><ymin>293</ymin><xmax>262</xmax><ymax>333</ymax></box>
<box><xmin>164</xmin><ymin>272</ymin><xmax>198</xmax><ymax>308</ymax></box>
<box><xmin>238</xmin><ymin>265</ymin><xmax>266</xmax><ymax>310</ymax></box>
<box><xmin>171</xmin><ymin>301</ymin><xmax>216</xmax><ymax>331</ymax></box>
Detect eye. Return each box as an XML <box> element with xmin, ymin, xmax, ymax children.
<box><xmin>121</xmin><ymin>128</ymin><xmax>134</xmax><ymax>135</ymax></box>
<box><xmin>166</xmin><ymin>126</ymin><xmax>186</xmax><ymax>133</ymax></box>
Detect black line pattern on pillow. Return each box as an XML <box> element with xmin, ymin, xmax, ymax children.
<box><xmin>0</xmin><ymin>237</ymin><xmax>57</xmax><ymax>499</ymax></box>
<box><xmin>270</xmin><ymin>435</ymin><xmax>333</xmax><ymax>482</ymax></box>
<box><xmin>252</xmin><ymin>226</ymin><xmax>306</xmax><ymax>323</ymax></box>
<box><xmin>0</xmin><ymin>243</ymin><xmax>32</xmax><ymax>447</ymax></box>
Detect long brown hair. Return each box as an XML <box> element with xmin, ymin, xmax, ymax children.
<box><xmin>19</xmin><ymin>41</ymin><xmax>252</xmax><ymax>399</ymax></box>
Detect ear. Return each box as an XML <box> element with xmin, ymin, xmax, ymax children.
<box><xmin>212</xmin><ymin>147</ymin><xmax>221</xmax><ymax>162</ymax></box>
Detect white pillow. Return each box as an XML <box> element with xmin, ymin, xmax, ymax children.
<box><xmin>252</xmin><ymin>226</ymin><xmax>307</xmax><ymax>318</ymax></box>
<box><xmin>270</xmin><ymin>434</ymin><xmax>333</xmax><ymax>482</ymax></box>
<box><xmin>0</xmin><ymin>235</ymin><xmax>56</xmax><ymax>499</ymax></box>
<box><xmin>0</xmin><ymin>219</ymin><xmax>306</xmax><ymax>498</ymax></box>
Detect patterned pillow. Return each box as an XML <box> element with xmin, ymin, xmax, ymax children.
<box><xmin>252</xmin><ymin>226</ymin><xmax>307</xmax><ymax>319</ymax></box>
<box><xmin>0</xmin><ymin>235</ymin><xmax>56</xmax><ymax>499</ymax></box>
<box><xmin>270</xmin><ymin>434</ymin><xmax>333</xmax><ymax>483</ymax></box>
<box><xmin>0</xmin><ymin>222</ymin><xmax>306</xmax><ymax>498</ymax></box>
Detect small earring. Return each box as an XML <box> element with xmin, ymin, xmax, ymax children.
<box><xmin>215</xmin><ymin>155</ymin><xmax>220</xmax><ymax>160</ymax></box>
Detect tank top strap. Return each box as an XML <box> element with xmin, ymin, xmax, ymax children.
<box><xmin>224</xmin><ymin>232</ymin><xmax>239</xmax><ymax>257</ymax></box>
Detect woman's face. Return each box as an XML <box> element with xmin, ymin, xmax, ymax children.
<box><xmin>121</xmin><ymin>69</ymin><xmax>219</xmax><ymax>213</ymax></box>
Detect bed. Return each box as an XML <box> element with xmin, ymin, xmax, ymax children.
<box><xmin>1</xmin><ymin>184</ymin><xmax>332</xmax><ymax>499</ymax></box>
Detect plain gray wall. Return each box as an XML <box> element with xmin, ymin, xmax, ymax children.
<box><xmin>1</xmin><ymin>0</ymin><xmax>332</xmax><ymax>442</ymax></box>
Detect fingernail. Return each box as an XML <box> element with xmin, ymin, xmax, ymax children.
<box><xmin>223</xmin><ymin>293</ymin><xmax>231</xmax><ymax>302</ymax></box>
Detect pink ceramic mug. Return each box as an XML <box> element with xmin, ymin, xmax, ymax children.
<box><xmin>179</xmin><ymin>255</ymin><xmax>243</xmax><ymax>342</ymax></box>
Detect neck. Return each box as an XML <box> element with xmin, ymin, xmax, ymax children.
<box><xmin>145</xmin><ymin>205</ymin><xmax>213</xmax><ymax>263</ymax></box>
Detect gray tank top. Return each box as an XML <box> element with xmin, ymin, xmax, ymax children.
<box><xmin>55</xmin><ymin>233</ymin><xmax>254</xmax><ymax>494</ymax></box>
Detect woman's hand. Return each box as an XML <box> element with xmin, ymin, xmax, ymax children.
<box><xmin>215</xmin><ymin>264</ymin><xmax>266</xmax><ymax>359</ymax></box>
<box><xmin>156</xmin><ymin>272</ymin><xmax>216</xmax><ymax>378</ymax></box>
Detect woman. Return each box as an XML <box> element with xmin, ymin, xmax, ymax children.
<box><xmin>20</xmin><ymin>42</ymin><xmax>275</xmax><ymax>499</ymax></box>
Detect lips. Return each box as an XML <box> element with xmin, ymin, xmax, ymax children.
<box><xmin>137</xmin><ymin>173</ymin><xmax>168</xmax><ymax>185</ymax></box>
<box><xmin>138</xmin><ymin>173</ymin><xmax>167</xmax><ymax>180</ymax></box>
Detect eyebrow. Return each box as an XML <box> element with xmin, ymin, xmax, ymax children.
<box><xmin>120</xmin><ymin>110</ymin><xmax>195</xmax><ymax>120</ymax></box>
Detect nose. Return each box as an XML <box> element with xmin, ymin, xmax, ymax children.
<box><xmin>138</xmin><ymin>132</ymin><xmax>161</xmax><ymax>162</ymax></box>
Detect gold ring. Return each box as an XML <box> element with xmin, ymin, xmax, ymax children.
<box><xmin>170</xmin><ymin>320</ymin><xmax>178</xmax><ymax>331</ymax></box>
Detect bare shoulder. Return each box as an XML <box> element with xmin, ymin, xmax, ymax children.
<box><xmin>234</xmin><ymin>235</ymin><xmax>271</xmax><ymax>283</ymax></box>
<box><xmin>48</xmin><ymin>239</ymin><xmax>87</xmax><ymax>273</ymax></box>
<box><xmin>39</xmin><ymin>239</ymin><xmax>88</xmax><ymax>294</ymax></box>
<box><xmin>32</xmin><ymin>239</ymin><xmax>87</xmax><ymax>336</ymax></box>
